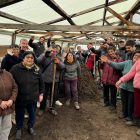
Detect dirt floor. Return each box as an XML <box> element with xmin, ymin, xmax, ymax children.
<box><xmin>9</xmin><ymin>96</ymin><xmax>140</xmax><ymax>140</ymax></box>
<box><xmin>9</xmin><ymin>65</ymin><xmax>140</xmax><ymax>140</ymax></box>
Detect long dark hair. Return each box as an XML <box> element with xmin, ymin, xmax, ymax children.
<box><xmin>64</xmin><ymin>52</ymin><xmax>77</xmax><ymax>64</ymax></box>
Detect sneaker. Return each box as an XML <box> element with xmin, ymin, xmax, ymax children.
<box><xmin>136</xmin><ymin>129</ymin><xmax>140</xmax><ymax>136</ymax></box>
<box><xmin>24</xmin><ymin>114</ymin><xmax>29</xmax><ymax>119</ymax></box>
<box><xmin>66</xmin><ymin>99</ymin><xmax>71</xmax><ymax>106</ymax></box>
<box><xmin>74</xmin><ymin>102</ymin><xmax>80</xmax><ymax>110</ymax></box>
<box><xmin>49</xmin><ymin>109</ymin><xmax>58</xmax><ymax>116</ymax></box>
<box><xmin>55</xmin><ymin>100</ymin><xmax>63</xmax><ymax>106</ymax></box>
<box><xmin>125</xmin><ymin>120</ymin><xmax>140</xmax><ymax>126</ymax></box>
<box><xmin>37</xmin><ymin>110</ymin><xmax>44</xmax><ymax>116</ymax></box>
<box><xmin>16</xmin><ymin>129</ymin><xmax>22</xmax><ymax>140</ymax></box>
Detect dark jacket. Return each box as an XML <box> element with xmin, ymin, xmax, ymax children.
<box><xmin>38</xmin><ymin>54</ymin><xmax>65</xmax><ymax>83</ymax></box>
<box><xmin>1</xmin><ymin>54</ymin><xmax>21</xmax><ymax>71</ymax></box>
<box><xmin>116</xmin><ymin>47</ymin><xmax>126</xmax><ymax>60</ymax></box>
<box><xmin>0</xmin><ymin>70</ymin><xmax>18</xmax><ymax>116</ymax></box>
<box><xmin>28</xmin><ymin>39</ymin><xmax>45</xmax><ymax>57</ymax></box>
<box><xmin>10</xmin><ymin>63</ymin><xmax>44</xmax><ymax>103</ymax></box>
<box><xmin>125</xmin><ymin>52</ymin><xmax>133</xmax><ymax>60</ymax></box>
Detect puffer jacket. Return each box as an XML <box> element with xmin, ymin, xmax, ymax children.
<box><xmin>0</xmin><ymin>70</ymin><xmax>18</xmax><ymax>116</ymax></box>
<box><xmin>101</xmin><ymin>56</ymin><xmax>123</xmax><ymax>85</ymax></box>
<box><xmin>10</xmin><ymin>63</ymin><xmax>44</xmax><ymax>103</ymax></box>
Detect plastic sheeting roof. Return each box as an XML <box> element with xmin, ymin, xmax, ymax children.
<box><xmin>0</xmin><ymin>0</ymin><xmax>138</xmax><ymax>25</ymax></box>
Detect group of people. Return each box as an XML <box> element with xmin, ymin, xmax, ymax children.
<box><xmin>0</xmin><ymin>36</ymin><xmax>140</xmax><ymax>140</ymax></box>
<box><xmin>82</xmin><ymin>39</ymin><xmax>140</xmax><ymax>137</ymax></box>
<box><xmin>0</xmin><ymin>36</ymin><xmax>81</xmax><ymax>140</ymax></box>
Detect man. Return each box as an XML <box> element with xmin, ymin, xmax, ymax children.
<box><xmin>19</xmin><ymin>39</ymin><xmax>29</xmax><ymax>60</ymax></box>
<box><xmin>76</xmin><ymin>46</ymin><xmax>84</xmax><ymax>62</ymax></box>
<box><xmin>116</xmin><ymin>39</ymin><xmax>126</xmax><ymax>60</ymax></box>
<box><xmin>1</xmin><ymin>44</ymin><xmax>21</xmax><ymax>71</ymax></box>
<box><xmin>125</xmin><ymin>40</ymin><xmax>136</xmax><ymax>60</ymax></box>
<box><xmin>37</xmin><ymin>47</ymin><xmax>64</xmax><ymax>116</ymax></box>
<box><xmin>28</xmin><ymin>36</ymin><xmax>45</xmax><ymax>57</ymax></box>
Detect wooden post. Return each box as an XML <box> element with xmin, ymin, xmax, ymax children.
<box><xmin>11</xmin><ymin>32</ymin><xmax>16</xmax><ymax>45</ymax></box>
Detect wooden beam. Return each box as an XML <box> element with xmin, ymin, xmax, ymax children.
<box><xmin>0</xmin><ymin>11</ymin><xmax>36</xmax><ymax>24</ymax></box>
<box><xmin>103</xmin><ymin>0</ymin><xmax>109</xmax><ymax>26</ymax></box>
<box><xmin>114</xmin><ymin>34</ymin><xmax>140</xmax><ymax>39</ymax></box>
<box><xmin>42</xmin><ymin>0</ymin><xmax>75</xmax><ymax>25</ymax></box>
<box><xmin>41</xmin><ymin>0</ymin><xmax>127</xmax><ymax>25</ymax></box>
<box><xmin>85</xmin><ymin>11</ymin><xmax>128</xmax><ymax>25</ymax></box>
<box><xmin>107</xmin><ymin>7</ymin><xmax>133</xmax><ymax>26</ymax></box>
<box><xmin>120</xmin><ymin>0</ymin><xmax>140</xmax><ymax>25</ymax></box>
<box><xmin>104</xmin><ymin>20</ymin><xmax>112</xmax><ymax>26</ymax></box>
<box><xmin>1</xmin><ymin>24</ymin><xmax>140</xmax><ymax>32</ymax></box>
<box><xmin>55</xmin><ymin>39</ymin><xmax>98</xmax><ymax>44</ymax></box>
<box><xmin>0</xmin><ymin>0</ymin><xmax>23</xmax><ymax>8</ymax></box>
<box><xmin>11</xmin><ymin>32</ymin><xmax>16</xmax><ymax>45</ymax></box>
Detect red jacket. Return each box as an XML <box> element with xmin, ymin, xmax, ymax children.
<box><xmin>86</xmin><ymin>54</ymin><xmax>95</xmax><ymax>70</ymax></box>
<box><xmin>101</xmin><ymin>56</ymin><xmax>123</xmax><ymax>85</ymax></box>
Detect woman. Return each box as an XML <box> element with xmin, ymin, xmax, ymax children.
<box><xmin>64</xmin><ymin>52</ymin><xmax>81</xmax><ymax>110</ymax></box>
<box><xmin>10</xmin><ymin>51</ymin><xmax>44</xmax><ymax>139</ymax></box>
<box><xmin>0</xmin><ymin>66</ymin><xmax>18</xmax><ymax>140</ymax></box>
<box><xmin>101</xmin><ymin>50</ymin><xmax>140</xmax><ymax>120</ymax></box>
<box><xmin>100</xmin><ymin>47</ymin><xmax>123</xmax><ymax>110</ymax></box>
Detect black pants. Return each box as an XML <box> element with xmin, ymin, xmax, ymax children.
<box><xmin>103</xmin><ymin>84</ymin><xmax>117</xmax><ymax>107</ymax></box>
<box><xmin>15</xmin><ymin>101</ymin><xmax>36</xmax><ymax>129</ymax></box>
<box><xmin>40</xmin><ymin>82</ymin><xmax>58</xmax><ymax>110</ymax></box>
<box><xmin>120</xmin><ymin>88</ymin><xmax>134</xmax><ymax>118</ymax></box>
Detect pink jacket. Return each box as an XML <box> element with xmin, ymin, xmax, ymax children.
<box><xmin>120</xmin><ymin>59</ymin><xmax>140</xmax><ymax>89</ymax></box>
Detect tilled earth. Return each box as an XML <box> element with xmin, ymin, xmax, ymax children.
<box><xmin>9</xmin><ymin>65</ymin><xmax>140</xmax><ymax>140</ymax></box>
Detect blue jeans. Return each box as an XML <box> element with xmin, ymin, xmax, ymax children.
<box><xmin>15</xmin><ymin>101</ymin><xmax>36</xmax><ymax>129</ymax></box>
<box><xmin>64</xmin><ymin>79</ymin><xmax>78</xmax><ymax>102</ymax></box>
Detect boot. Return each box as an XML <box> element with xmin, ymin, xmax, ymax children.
<box><xmin>74</xmin><ymin>102</ymin><xmax>80</xmax><ymax>110</ymax></box>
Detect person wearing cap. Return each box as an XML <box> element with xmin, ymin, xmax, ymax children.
<box><xmin>1</xmin><ymin>44</ymin><xmax>21</xmax><ymax>71</ymax></box>
<box><xmin>10</xmin><ymin>51</ymin><xmax>44</xmax><ymax>139</ymax></box>
<box><xmin>116</xmin><ymin>39</ymin><xmax>126</xmax><ymax>60</ymax></box>
<box><xmin>37</xmin><ymin>47</ymin><xmax>64</xmax><ymax>116</ymax></box>
<box><xmin>28</xmin><ymin>36</ymin><xmax>45</xmax><ymax>57</ymax></box>
<box><xmin>0</xmin><ymin>66</ymin><xmax>18</xmax><ymax>140</ymax></box>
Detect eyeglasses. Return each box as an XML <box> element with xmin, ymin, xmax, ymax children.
<box><xmin>25</xmin><ymin>56</ymin><xmax>34</xmax><ymax>59</ymax></box>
